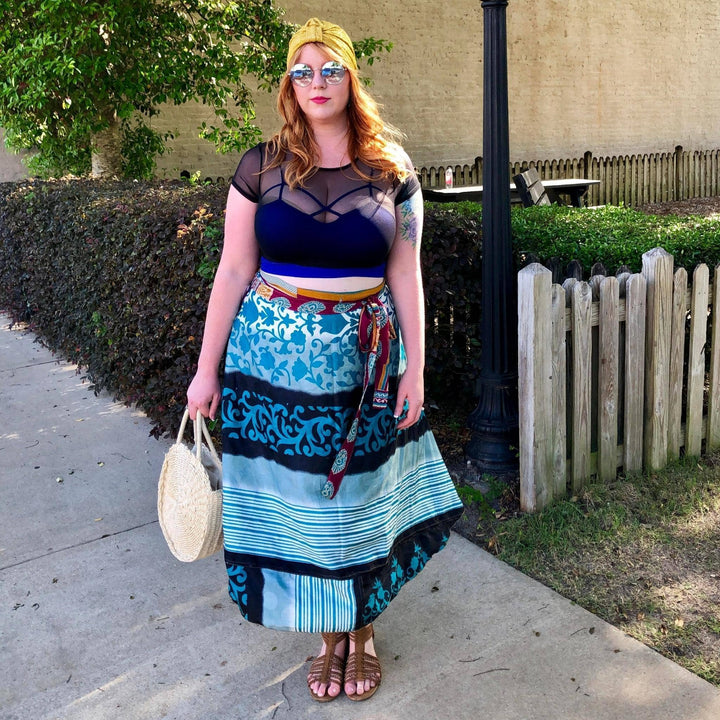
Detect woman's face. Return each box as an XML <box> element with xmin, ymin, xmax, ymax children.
<box><xmin>290</xmin><ymin>43</ymin><xmax>351</xmax><ymax>129</ymax></box>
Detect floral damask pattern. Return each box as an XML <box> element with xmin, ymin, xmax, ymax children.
<box><xmin>227</xmin><ymin>564</ymin><xmax>249</xmax><ymax>617</ymax></box>
<box><xmin>361</xmin><ymin>539</ymin><xmax>444</xmax><ymax>626</ymax></box>
<box><xmin>224</xmin><ymin>292</ymin><xmax>398</xmax><ymax>395</ymax></box>
<box><xmin>222</xmin><ymin>385</ymin><xmax>397</xmax><ymax>462</ymax></box>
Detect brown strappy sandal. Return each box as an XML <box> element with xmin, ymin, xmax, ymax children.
<box><xmin>307</xmin><ymin>632</ymin><xmax>347</xmax><ymax>703</ymax></box>
<box><xmin>345</xmin><ymin>623</ymin><xmax>381</xmax><ymax>701</ymax></box>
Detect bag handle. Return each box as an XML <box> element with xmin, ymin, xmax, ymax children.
<box><xmin>177</xmin><ymin>408</ymin><xmax>221</xmax><ymax>466</ymax></box>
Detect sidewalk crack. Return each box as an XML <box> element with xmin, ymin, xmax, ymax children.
<box><xmin>0</xmin><ymin>520</ymin><xmax>159</xmax><ymax>571</ymax></box>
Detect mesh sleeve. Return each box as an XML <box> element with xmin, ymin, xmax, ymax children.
<box><xmin>231</xmin><ymin>143</ymin><xmax>265</xmax><ymax>202</ymax></box>
<box><xmin>394</xmin><ymin>171</ymin><xmax>421</xmax><ymax>205</ymax></box>
<box><xmin>394</xmin><ymin>151</ymin><xmax>421</xmax><ymax>205</ymax></box>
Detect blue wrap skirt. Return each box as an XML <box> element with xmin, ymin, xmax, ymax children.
<box><xmin>221</xmin><ymin>275</ymin><xmax>463</xmax><ymax>632</ymax></box>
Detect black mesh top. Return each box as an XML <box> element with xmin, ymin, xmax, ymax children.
<box><xmin>231</xmin><ymin>142</ymin><xmax>421</xmax><ymax>279</ymax></box>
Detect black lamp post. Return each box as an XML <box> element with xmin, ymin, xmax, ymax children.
<box><xmin>466</xmin><ymin>0</ymin><xmax>519</xmax><ymax>472</ymax></box>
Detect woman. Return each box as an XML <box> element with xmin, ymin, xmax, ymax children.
<box><xmin>187</xmin><ymin>18</ymin><xmax>463</xmax><ymax>703</ymax></box>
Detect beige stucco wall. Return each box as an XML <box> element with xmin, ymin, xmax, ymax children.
<box><xmin>2</xmin><ymin>0</ymin><xmax>719</xmax><ymax>180</ymax></box>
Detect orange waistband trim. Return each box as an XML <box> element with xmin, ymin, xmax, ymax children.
<box><xmin>258</xmin><ymin>273</ymin><xmax>385</xmax><ymax>302</ymax></box>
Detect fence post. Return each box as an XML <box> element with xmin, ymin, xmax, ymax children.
<box><xmin>598</xmin><ymin>277</ymin><xmax>619</xmax><ymax>482</ymax></box>
<box><xmin>668</xmin><ymin>268</ymin><xmax>688</xmax><ymax>460</ymax></box>
<box><xmin>707</xmin><ymin>265</ymin><xmax>720</xmax><ymax>450</ymax></box>
<box><xmin>642</xmin><ymin>247</ymin><xmax>674</xmax><ymax>470</ymax></box>
<box><xmin>551</xmin><ymin>284</ymin><xmax>567</xmax><ymax>497</ymax></box>
<box><xmin>674</xmin><ymin>145</ymin><xmax>684</xmax><ymax>201</ymax></box>
<box><xmin>518</xmin><ymin>264</ymin><xmax>553</xmax><ymax>513</ymax></box>
<box><xmin>623</xmin><ymin>273</ymin><xmax>647</xmax><ymax>472</ymax></box>
<box><xmin>686</xmin><ymin>264</ymin><xmax>710</xmax><ymax>456</ymax></box>
<box><xmin>473</xmin><ymin>156</ymin><xmax>483</xmax><ymax>186</ymax></box>
<box><xmin>571</xmin><ymin>281</ymin><xmax>592</xmax><ymax>491</ymax></box>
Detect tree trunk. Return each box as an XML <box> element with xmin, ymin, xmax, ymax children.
<box><xmin>91</xmin><ymin>115</ymin><xmax>123</xmax><ymax>178</ymax></box>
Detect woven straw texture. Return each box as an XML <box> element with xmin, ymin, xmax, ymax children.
<box><xmin>158</xmin><ymin>413</ymin><xmax>223</xmax><ymax>562</ymax></box>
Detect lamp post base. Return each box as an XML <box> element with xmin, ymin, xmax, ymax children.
<box><xmin>466</xmin><ymin>372</ymin><xmax>519</xmax><ymax>474</ymax></box>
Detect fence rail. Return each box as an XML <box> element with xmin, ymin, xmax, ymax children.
<box><xmin>420</xmin><ymin>146</ymin><xmax>720</xmax><ymax>207</ymax></box>
<box><xmin>518</xmin><ymin>248</ymin><xmax>720</xmax><ymax>512</ymax></box>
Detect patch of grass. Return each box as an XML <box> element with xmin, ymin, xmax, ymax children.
<box><xmin>475</xmin><ymin>455</ymin><xmax>720</xmax><ymax>686</ymax></box>
<box><xmin>433</xmin><ymin>391</ymin><xmax>720</xmax><ymax>686</ymax></box>
<box><xmin>456</xmin><ymin>475</ymin><xmax>508</xmax><ymax>523</ymax></box>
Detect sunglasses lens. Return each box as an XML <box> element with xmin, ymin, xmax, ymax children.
<box><xmin>288</xmin><ymin>64</ymin><xmax>313</xmax><ymax>86</ymax></box>
<box><xmin>288</xmin><ymin>62</ymin><xmax>346</xmax><ymax>86</ymax></box>
<box><xmin>321</xmin><ymin>61</ymin><xmax>345</xmax><ymax>84</ymax></box>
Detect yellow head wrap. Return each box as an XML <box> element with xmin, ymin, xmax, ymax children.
<box><xmin>286</xmin><ymin>18</ymin><xmax>357</xmax><ymax>71</ymax></box>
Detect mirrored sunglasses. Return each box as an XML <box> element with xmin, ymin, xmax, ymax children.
<box><xmin>287</xmin><ymin>61</ymin><xmax>346</xmax><ymax>87</ymax></box>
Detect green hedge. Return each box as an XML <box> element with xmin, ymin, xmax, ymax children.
<box><xmin>3</xmin><ymin>180</ymin><xmax>718</xmax><ymax>437</ymax></box>
<box><xmin>511</xmin><ymin>203</ymin><xmax>720</xmax><ymax>274</ymax></box>
<box><xmin>0</xmin><ymin>179</ymin><xmax>483</xmax><ymax>434</ymax></box>
<box><xmin>0</xmin><ymin>179</ymin><xmax>225</xmax><ymax>435</ymax></box>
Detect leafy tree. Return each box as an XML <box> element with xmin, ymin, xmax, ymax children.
<box><xmin>0</xmin><ymin>1</ymin><xmax>391</xmax><ymax>178</ymax></box>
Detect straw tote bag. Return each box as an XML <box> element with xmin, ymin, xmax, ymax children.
<box><xmin>158</xmin><ymin>409</ymin><xmax>223</xmax><ymax>562</ymax></box>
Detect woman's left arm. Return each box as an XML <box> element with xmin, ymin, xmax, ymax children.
<box><xmin>386</xmin><ymin>188</ymin><xmax>425</xmax><ymax>430</ymax></box>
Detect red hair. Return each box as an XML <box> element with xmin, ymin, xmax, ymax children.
<box><xmin>266</xmin><ymin>43</ymin><xmax>410</xmax><ymax>189</ymax></box>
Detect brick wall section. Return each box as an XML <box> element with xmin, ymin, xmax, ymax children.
<box><xmin>2</xmin><ymin>1</ymin><xmax>719</xmax><ymax>180</ymax></box>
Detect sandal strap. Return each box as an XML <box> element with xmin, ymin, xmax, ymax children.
<box><xmin>307</xmin><ymin>632</ymin><xmax>346</xmax><ymax>688</ymax></box>
<box><xmin>345</xmin><ymin>650</ymin><xmax>382</xmax><ymax>683</ymax></box>
<box><xmin>321</xmin><ymin>631</ymin><xmax>345</xmax><ymax>649</ymax></box>
<box><xmin>346</xmin><ymin>624</ymin><xmax>381</xmax><ymax>685</ymax></box>
<box><xmin>349</xmin><ymin>624</ymin><xmax>374</xmax><ymax>644</ymax></box>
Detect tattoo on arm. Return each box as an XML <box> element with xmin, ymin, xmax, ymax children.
<box><xmin>398</xmin><ymin>195</ymin><xmax>422</xmax><ymax>248</ymax></box>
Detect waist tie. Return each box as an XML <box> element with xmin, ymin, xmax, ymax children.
<box><xmin>251</xmin><ymin>275</ymin><xmax>395</xmax><ymax>499</ymax></box>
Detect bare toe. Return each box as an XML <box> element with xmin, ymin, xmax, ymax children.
<box><xmin>308</xmin><ymin>633</ymin><xmax>347</xmax><ymax>702</ymax></box>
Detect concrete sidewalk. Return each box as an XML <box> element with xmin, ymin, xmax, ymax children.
<box><xmin>2</xmin><ymin>314</ymin><xmax>720</xmax><ymax>720</ymax></box>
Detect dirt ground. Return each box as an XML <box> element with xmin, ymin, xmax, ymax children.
<box><xmin>638</xmin><ymin>195</ymin><xmax>720</xmax><ymax>217</ymax></box>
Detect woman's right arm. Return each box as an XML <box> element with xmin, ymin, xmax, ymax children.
<box><xmin>187</xmin><ymin>186</ymin><xmax>260</xmax><ymax>420</ymax></box>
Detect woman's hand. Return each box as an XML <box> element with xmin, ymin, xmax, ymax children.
<box><xmin>187</xmin><ymin>369</ymin><xmax>222</xmax><ymax>421</ymax></box>
<box><xmin>394</xmin><ymin>368</ymin><xmax>424</xmax><ymax>431</ymax></box>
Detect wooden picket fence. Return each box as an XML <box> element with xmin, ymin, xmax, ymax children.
<box><xmin>420</xmin><ymin>146</ymin><xmax>720</xmax><ymax>207</ymax></box>
<box><xmin>518</xmin><ymin>247</ymin><xmax>720</xmax><ymax>512</ymax></box>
